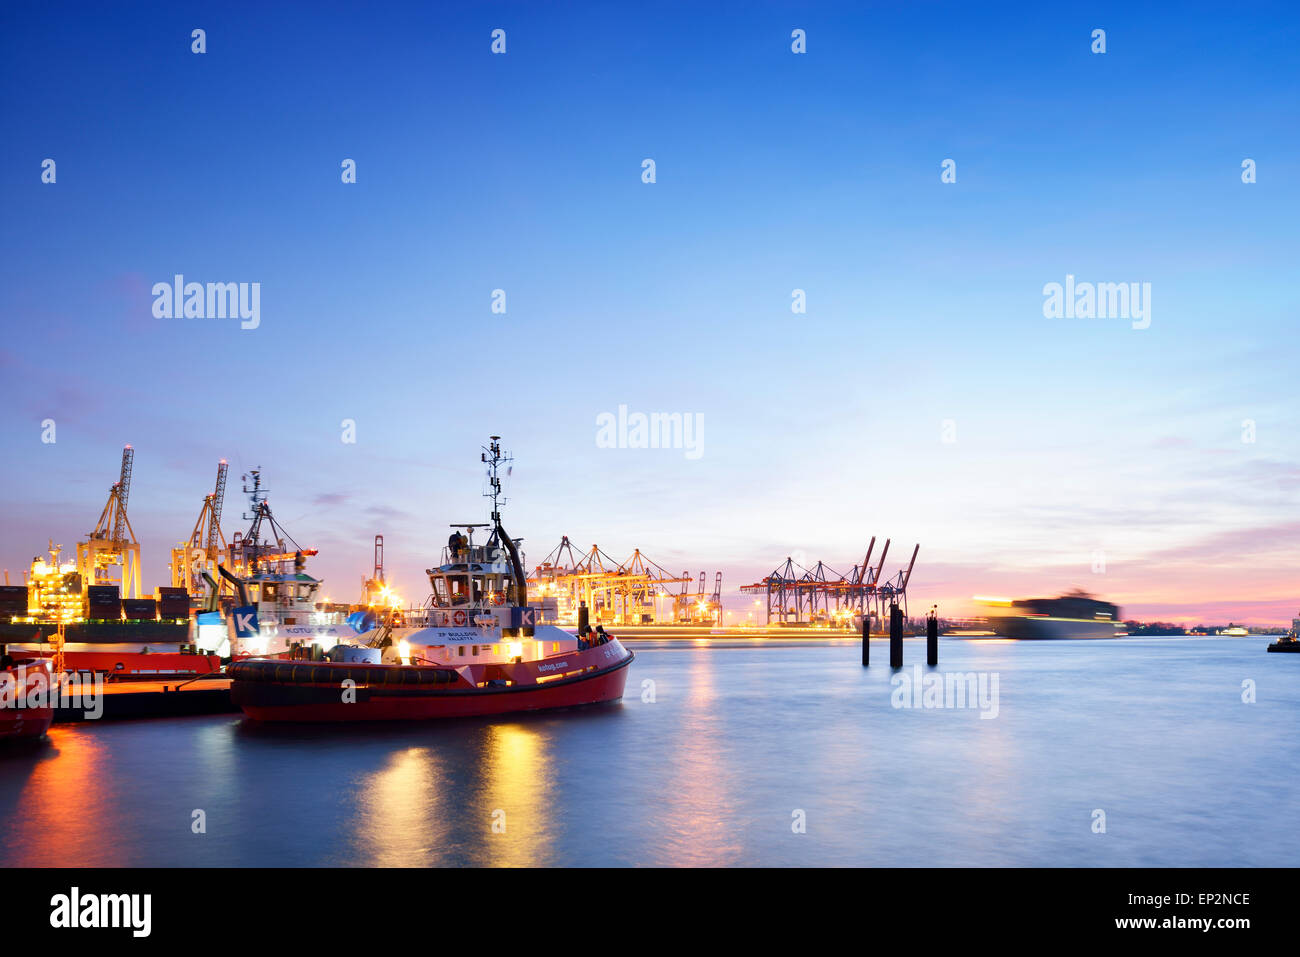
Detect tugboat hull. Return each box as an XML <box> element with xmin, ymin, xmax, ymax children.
<box><xmin>230</xmin><ymin>642</ymin><xmax>633</xmax><ymax>722</ymax></box>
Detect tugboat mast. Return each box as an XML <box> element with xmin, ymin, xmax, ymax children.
<box><xmin>482</xmin><ymin>435</ymin><xmax>512</xmax><ymax>527</ymax></box>
<box><xmin>475</xmin><ymin>436</ymin><xmax>527</xmax><ymax>606</ymax></box>
<box><xmin>236</xmin><ymin>467</ymin><xmax>301</xmax><ymax>571</ymax></box>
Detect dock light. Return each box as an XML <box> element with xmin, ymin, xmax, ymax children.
<box><xmin>398</xmin><ymin>638</ymin><xmax>411</xmax><ymax>663</ymax></box>
<box><xmin>508</xmin><ymin>641</ymin><xmax>523</xmax><ymax>659</ymax></box>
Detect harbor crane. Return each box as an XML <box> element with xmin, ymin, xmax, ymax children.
<box><xmin>668</xmin><ymin>571</ymin><xmax>724</xmax><ymax>625</ymax></box>
<box><xmin>360</xmin><ymin>535</ymin><xmax>390</xmax><ymax>606</ymax></box>
<box><xmin>526</xmin><ymin>537</ymin><xmax>699</xmax><ymax>626</ymax></box>
<box><xmin>741</xmin><ymin>537</ymin><xmax>919</xmax><ymax>629</ymax></box>
<box><xmin>876</xmin><ymin>544</ymin><xmax>920</xmax><ymax>621</ymax></box>
<box><xmin>76</xmin><ymin>445</ymin><xmax>142</xmax><ymax>599</ymax></box>
<box><xmin>170</xmin><ymin>460</ymin><xmax>230</xmax><ymax>595</ymax></box>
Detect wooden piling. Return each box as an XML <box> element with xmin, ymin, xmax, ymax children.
<box><xmin>889</xmin><ymin>603</ymin><xmax>903</xmax><ymax>667</ymax></box>
<box><xmin>861</xmin><ymin>614</ymin><xmax>869</xmax><ymax>666</ymax></box>
<box><xmin>927</xmin><ymin>609</ymin><xmax>938</xmax><ymax>665</ymax></box>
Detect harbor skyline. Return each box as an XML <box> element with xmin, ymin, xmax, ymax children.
<box><xmin>0</xmin><ymin>435</ymin><xmax>1294</xmax><ymax>628</ymax></box>
<box><xmin>2</xmin><ymin>1</ymin><xmax>1297</xmax><ymax>625</ymax></box>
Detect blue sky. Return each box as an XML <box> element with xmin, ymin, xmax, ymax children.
<box><xmin>1</xmin><ymin>1</ymin><xmax>1297</xmax><ymax>623</ymax></box>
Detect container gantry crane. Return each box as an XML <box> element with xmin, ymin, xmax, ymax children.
<box><xmin>76</xmin><ymin>445</ymin><xmax>142</xmax><ymax>599</ymax></box>
<box><xmin>170</xmin><ymin>460</ymin><xmax>229</xmax><ymax>595</ymax></box>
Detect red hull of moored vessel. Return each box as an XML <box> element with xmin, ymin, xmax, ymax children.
<box><xmin>231</xmin><ymin>644</ymin><xmax>634</xmax><ymax>722</ymax></box>
<box><xmin>0</xmin><ymin>660</ymin><xmax>56</xmax><ymax>740</ymax></box>
<box><xmin>18</xmin><ymin>649</ymin><xmax>222</xmax><ymax>678</ymax></box>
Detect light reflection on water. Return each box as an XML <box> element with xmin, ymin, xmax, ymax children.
<box><xmin>481</xmin><ymin>724</ymin><xmax>552</xmax><ymax>867</ymax></box>
<box><xmin>650</xmin><ymin>646</ymin><xmax>746</xmax><ymax>866</ymax></box>
<box><xmin>9</xmin><ymin>728</ymin><xmax>110</xmax><ymax>866</ymax></box>
<box><xmin>0</xmin><ymin>638</ymin><xmax>1296</xmax><ymax>867</ymax></box>
<box><xmin>356</xmin><ymin>746</ymin><xmax>445</xmax><ymax>867</ymax></box>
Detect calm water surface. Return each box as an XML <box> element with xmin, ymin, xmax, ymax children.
<box><xmin>1</xmin><ymin>637</ymin><xmax>1295</xmax><ymax>866</ymax></box>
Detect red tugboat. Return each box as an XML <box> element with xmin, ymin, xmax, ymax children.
<box><xmin>229</xmin><ymin>437</ymin><xmax>633</xmax><ymax>722</ymax></box>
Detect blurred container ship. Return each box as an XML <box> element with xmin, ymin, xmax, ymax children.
<box><xmin>977</xmin><ymin>590</ymin><xmax>1126</xmax><ymax>639</ymax></box>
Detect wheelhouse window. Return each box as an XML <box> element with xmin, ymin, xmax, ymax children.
<box><xmin>431</xmin><ymin>577</ymin><xmax>449</xmax><ymax>607</ymax></box>
<box><xmin>449</xmin><ymin>575</ymin><xmax>470</xmax><ymax>604</ymax></box>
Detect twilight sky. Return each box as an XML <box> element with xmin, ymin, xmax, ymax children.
<box><xmin>1</xmin><ymin>1</ymin><xmax>1297</xmax><ymax>625</ymax></box>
